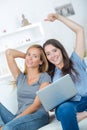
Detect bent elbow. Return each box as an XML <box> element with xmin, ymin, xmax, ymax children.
<box><xmin>5</xmin><ymin>49</ymin><xmax>12</xmax><ymax>56</ymax></box>
<box><xmin>78</xmin><ymin>26</ymin><xmax>84</xmax><ymax>34</ymax></box>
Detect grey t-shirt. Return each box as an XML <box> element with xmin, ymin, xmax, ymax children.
<box><xmin>16</xmin><ymin>72</ymin><xmax>51</xmax><ymax>115</ymax></box>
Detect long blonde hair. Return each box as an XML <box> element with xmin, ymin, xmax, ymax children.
<box><xmin>24</xmin><ymin>44</ymin><xmax>48</xmax><ymax>74</ymax></box>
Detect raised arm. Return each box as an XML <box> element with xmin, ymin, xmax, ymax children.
<box><xmin>45</xmin><ymin>13</ymin><xmax>85</xmax><ymax>59</ymax></box>
<box><xmin>5</xmin><ymin>49</ymin><xmax>26</xmax><ymax>80</ymax></box>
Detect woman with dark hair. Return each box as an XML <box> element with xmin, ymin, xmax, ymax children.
<box><xmin>43</xmin><ymin>13</ymin><xmax>87</xmax><ymax>130</ymax></box>
<box><xmin>0</xmin><ymin>44</ymin><xmax>51</xmax><ymax>130</ymax></box>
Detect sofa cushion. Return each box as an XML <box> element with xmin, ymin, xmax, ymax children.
<box><xmin>38</xmin><ymin>112</ymin><xmax>87</xmax><ymax>130</ymax></box>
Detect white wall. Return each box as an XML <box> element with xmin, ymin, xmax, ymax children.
<box><xmin>50</xmin><ymin>0</ymin><xmax>87</xmax><ymax>54</ymax></box>
<box><xmin>0</xmin><ymin>0</ymin><xmax>87</xmax><ymax>55</ymax></box>
<box><xmin>0</xmin><ymin>0</ymin><xmax>53</xmax><ymax>32</ymax></box>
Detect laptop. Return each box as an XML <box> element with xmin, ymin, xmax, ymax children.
<box><xmin>36</xmin><ymin>74</ymin><xmax>77</xmax><ymax>112</ymax></box>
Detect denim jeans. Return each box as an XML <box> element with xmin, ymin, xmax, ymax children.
<box><xmin>0</xmin><ymin>103</ymin><xmax>49</xmax><ymax>130</ymax></box>
<box><xmin>55</xmin><ymin>96</ymin><xmax>87</xmax><ymax>130</ymax></box>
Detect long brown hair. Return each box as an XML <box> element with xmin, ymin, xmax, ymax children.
<box><xmin>24</xmin><ymin>44</ymin><xmax>49</xmax><ymax>74</ymax></box>
<box><xmin>43</xmin><ymin>39</ymin><xmax>79</xmax><ymax>82</ymax></box>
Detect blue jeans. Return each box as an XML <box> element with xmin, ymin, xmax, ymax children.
<box><xmin>0</xmin><ymin>103</ymin><xmax>49</xmax><ymax>130</ymax></box>
<box><xmin>55</xmin><ymin>96</ymin><xmax>87</xmax><ymax>130</ymax></box>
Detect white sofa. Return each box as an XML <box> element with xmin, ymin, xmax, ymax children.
<box><xmin>0</xmin><ymin>79</ymin><xmax>87</xmax><ymax>130</ymax></box>
<box><xmin>38</xmin><ymin>111</ymin><xmax>87</xmax><ymax>130</ymax></box>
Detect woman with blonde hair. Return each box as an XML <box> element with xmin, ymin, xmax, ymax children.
<box><xmin>0</xmin><ymin>44</ymin><xmax>51</xmax><ymax>130</ymax></box>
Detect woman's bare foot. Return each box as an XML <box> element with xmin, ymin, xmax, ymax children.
<box><xmin>77</xmin><ymin>111</ymin><xmax>87</xmax><ymax>122</ymax></box>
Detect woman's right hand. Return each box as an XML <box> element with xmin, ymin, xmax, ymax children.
<box><xmin>44</xmin><ymin>13</ymin><xmax>59</xmax><ymax>22</ymax></box>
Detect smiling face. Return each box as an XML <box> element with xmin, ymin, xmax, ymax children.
<box><xmin>25</xmin><ymin>47</ymin><xmax>43</xmax><ymax>69</ymax></box>
<box><xmin>44</xmin><ymin>44</ymin><xmax>64</xmax><ymax>69</ymax></box>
